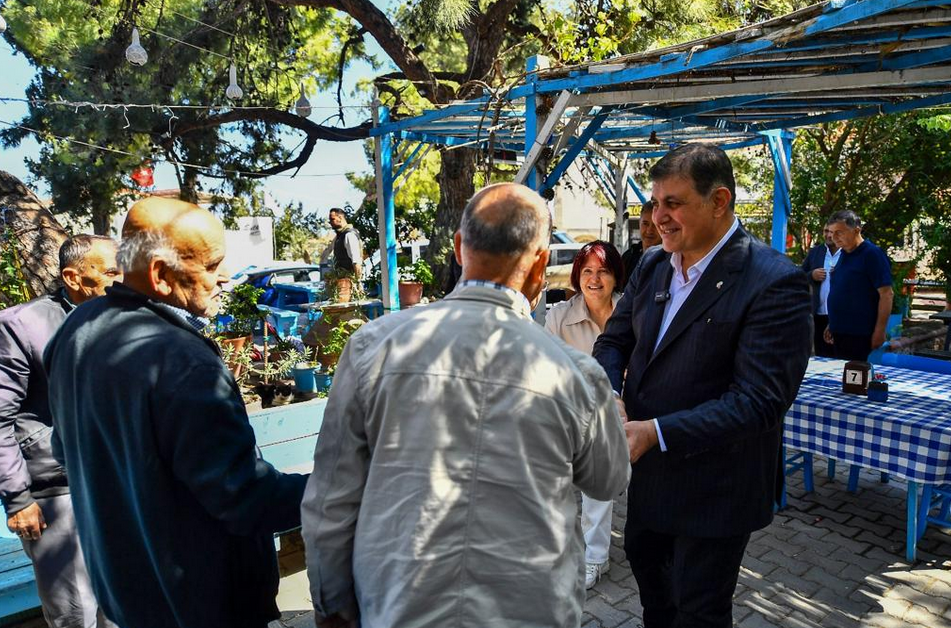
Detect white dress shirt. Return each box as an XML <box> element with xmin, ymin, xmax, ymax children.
<box><xmin>817</xmin><ymin>246</ymin><xmax>841</xmax><ymax>315</ymax></box>
<box><xmin>652</xmin><ymin>217</ymin><xmax>740</xmax><ymax>451</ymax></box>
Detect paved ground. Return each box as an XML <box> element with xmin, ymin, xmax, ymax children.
<box><xmin>268</xmin><ymin>454</ymin><xmax>951</xmax><ymax>628</ymax></box>
<box><xmin>12</xmin><ymin>454</ymin><xmax>951</xmax><ymax>627</ymax></box>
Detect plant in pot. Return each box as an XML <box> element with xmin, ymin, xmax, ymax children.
<box><xmin>398</xmin><ymin>259</ymin><xmax>433</xmax><ymax>307</ymax></box>
<box><xmin>216</xmin><ymin>284</ymin><xmax>265</xmax><ymax>377</ymax></box>
<box><xmin>324</xmin><ymin>268</ymin><xmax>364</xmax><ymax>304</ymax></box>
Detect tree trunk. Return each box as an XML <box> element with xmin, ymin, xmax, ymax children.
<box><xmin>0</xmin><ymin>170</ymin><xmax>69</xmax><ymax>304</ymax></box>
<box><xmin>91</xmin><ymin>201</ymin><xmax>112</xmax><ymax>235</ymax></box>
<box><xmin>426</xmin><ymin>148</ymin><xmax>477</xmax><ymax>292</ymax></box>
<box><xmin>180</xmin><ymin>167</ymin><xmax>200</xmax><ymax>204</ymax></box>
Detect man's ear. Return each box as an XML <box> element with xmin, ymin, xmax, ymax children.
<box><xmin>148</xmin><ymin>259</ymin><xmax>175</xmax><ymax>297</ymax></box>
<box><xmin>711</xmin><ymin>187</ymin><xmax>732</xmax><ymax>218</ymax></box>
<box><xmin>453</xmin><ymin>231</ymin><xmax>463</xmax><ymax>266</ymax></box>
<box><xmin>60</xmin><ymin>267</ymin><xmax>82</xmax><ymax>293</ymax></box>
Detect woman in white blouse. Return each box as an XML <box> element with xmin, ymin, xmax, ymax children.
<box><xmin>545</xmin><ymin>240</ymin><xmax>624</xmax><ymax>590</ymax></box>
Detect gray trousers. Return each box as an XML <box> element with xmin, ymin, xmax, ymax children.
<box><xmin>20</xmin><ymin>494</ymin><xmax>116</xmax><ymax>628</ymax></box>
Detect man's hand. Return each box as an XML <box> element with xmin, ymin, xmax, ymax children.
<box><xmin>614</xmin><ymin>397</ymin><xmax>628</xmax><ymax>423</ymax></box>
<box><xmin>871</xmin><ymin>328</ymin><xmax>886</xmax><ymax>351</ymax></box>
<box><xmin>624</xmin><ymin>420</ymin><xmax>659</xmax><ymax>463</ymax></box>
<box><xmin>811</xmin><ymin>268</ymin><xmax>827</xmax><ymax>282</ymax></box>
<box><xmin>7</xmin><ymin>502</ymin><xmax>46</xmax><ymax>541</ymax></box>
<box><xmin>823</xmin><ymin>326</ymin><xmax>833</xmax><ymax>346</ymax></box>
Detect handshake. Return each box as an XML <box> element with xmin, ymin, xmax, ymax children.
<box><xmin>614</xmin><ymin>397</ymin><xmax>659</xmax><ymax>463</ymax></box>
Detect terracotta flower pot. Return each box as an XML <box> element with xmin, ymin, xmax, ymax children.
<box><xmin>218</xmin><ymin>334</ymin><xmax>253</xmax><ymax>378</ymax></box>
<box><xmin>334</xmin><ymin>278</ymin><xmax>353</xmax><ymax>303</ymax></box>
<box><xmin>398</xmin><ymin>281</ymin><xmax>423</xmax><ymax>307</ymax></box>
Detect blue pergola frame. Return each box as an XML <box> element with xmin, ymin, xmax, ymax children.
<box><xmin>371</xmin><ymin>0</ymin><xmax>951</xmax><ymax>311</ymax></box>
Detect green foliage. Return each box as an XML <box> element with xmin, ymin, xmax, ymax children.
<box><xmin>222</xmin><ymin>284</ymin><xmax>265</xmax><ymax>336</ymax></box>
<box><xmin>0</xmin><ymin>226</ymin><xmax>31</xmax><ymax>309</ymax></box>
<box><xmin>318</xmin><ymin>319</ymin><xmax>363</xmax><ymax>374</ymax></box>
<box><xmin>399</xmin><ymin>258</ymin><xmax>433</xmax><ymax>285</ymax></box>
<box><xmin>789</xmin><ymin>112</ymin><xmax>951</xmax><ymax>266</ymax></box>
<box><xmin>1</xmin><ymin>0</ymin><xmax>366</xmax><ymax>232</ymax></box>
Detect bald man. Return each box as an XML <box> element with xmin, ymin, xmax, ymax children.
<box><xmin>302</xmin><ymin>183</ymin><xmax>630</xmax><ymax>628</ymax></box>
<box><xmin>43</xmin><ymin>198</ymin><xmax>308</xmax><ymax>628</ymax></box>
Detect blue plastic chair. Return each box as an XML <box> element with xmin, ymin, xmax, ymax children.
<box><xmin>917</xmin><ymin>484</ymin><xmax>951</xmax><ymax>542</ymax></box>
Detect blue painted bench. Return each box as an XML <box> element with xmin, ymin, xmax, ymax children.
<box><xmin>0</xmin><ymin>397</ymin><xmax>326</xmax><ymax>624</ymax></box>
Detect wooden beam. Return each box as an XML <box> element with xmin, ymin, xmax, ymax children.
<box><xmin>570</xmin><ymin>65</ymin><xmax>951</xmax><ymax>108</ymax></box>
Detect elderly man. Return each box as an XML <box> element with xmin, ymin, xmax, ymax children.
<box><xmin>594</xmin><ymin>144</ymin><xmax>811</xmax><ymax>628</ymax></box>
<box><xmin>43</xmin><ymin>198</ymin><xmax>308</xmax><ymax>628</ymax></box>
<box><xmin>0</xmin><ymin>235</ymin><xmax>119</xmax><ymax>628</ymax></box>
<box><xmin>302</xmin><ymin>182</ymin><xmax>630</xmax><ymax>628</ymax></box>
<box><xmin>823</xmin><ymin>209</ymin><xmax>893</xmax><ymax>360</ymax></box>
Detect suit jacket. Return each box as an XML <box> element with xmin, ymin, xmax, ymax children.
<box><xmin>593</xmin><ymin>227</ymin><xmax>812</xmax><ymax>537</ymax></box>
<box><xmin>801</xmin><ymin>243</ymin><xmax>827</xmax><ymax>315</ymax></box>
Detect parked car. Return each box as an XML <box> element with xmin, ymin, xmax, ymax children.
<box><xmin>228</xmin><ymin>262</ymin><xmax>322</xmax><ymax>307</ymax></box>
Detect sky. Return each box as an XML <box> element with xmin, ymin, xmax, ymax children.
<box><xmin>0</xmin><ymin>22</ymin><xmax>387</xmax><ymax>219</ymax></box>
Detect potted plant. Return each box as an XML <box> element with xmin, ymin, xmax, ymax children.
<box><xmin>398</xmin><ymin>259</ymin><xmax>433</xmax><ymax>307</ymax></box>
<box><xmin>324</xmin><ymin>267</ymin><xmax>359</xmax><ymax>304</ymax></box>
<box><xmin>290</xmin><ymin>347</ymin><xmax>333</xmax><ymax>394</ymax></box>
<box><xmin>215</xmin><ymin>284</ymin><xmax>266</xmax><ymax>376</ymax></box>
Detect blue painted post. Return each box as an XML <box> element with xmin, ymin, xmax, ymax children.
<box><xmin>907</xmin><ymin>480</ymin><xmax>919</xmax><ymax>562</ymax></box>
<box><xmin>523</xmin><ymin>56</ymin><xmax>549</xmax><ymax>191</ymax></box>
<box><xmin>373</xmin><ymin>103</ymin><xmax>400</xmax><ymax>310</ymax></box>
<box><xmin>765</xmin><ymin>129</ymin><xmax>794</xmax><ymax>253</ymax></box>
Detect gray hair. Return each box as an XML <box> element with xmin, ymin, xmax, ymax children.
<box><xmin>59</xmin><ymin>235</ymin><xmax>117</xmax><ymax>273</ymax></box>
<box><xmin>117</xmin><ymin>231</ymin><xmax>183</xmax><ymax>273</ymax></box>
<box><xmin>827</xmin><ymin>210</ymin><xmax>861</xmax><ymax>229</ymax></box>
<box><xmin>460</xmin><ymin>188</ymin><xmax>550</xmax><ymax>256</ymax></box>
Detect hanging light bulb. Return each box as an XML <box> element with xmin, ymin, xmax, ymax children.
<box><xmin>0</xmin><ymin>13</ymin><xmax>7</xmax><ymax>34</ymax></box>
<box><xmin>125</xmin><ymin>28</ymin><xmax>148</xmax><ymax>66</ymax></box>
<box><xmin>295</xmin><ymin>84</ymin><xmax>312</xmax><ymax>118</ymax></box>
<box><xmin>226</xmin><ymin>63</ymin><xmax>243</xmax><ymax>100</ymax></box>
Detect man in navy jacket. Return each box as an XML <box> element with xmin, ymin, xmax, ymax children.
<box><xmin>44</xmin><ymin>198</ymin><xmax>308</xmax><ymax>628</ymax></box>
<box><xmin>594</xmin><ymin>144</ymin><xmax>811</xmax><ymax>628</ymax></box>
<box><xmin>801</xmin><ymin>222</ymin><xmax>839</xmax><ymax>357</ymax></box>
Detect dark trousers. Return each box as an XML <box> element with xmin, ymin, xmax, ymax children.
<box><xmin>833</xmin><ymin>333</ymin><xmax>872</xmax><ymax>361</ymax></box>
<box><xmin>813</xmin><ymin>314</ymin><xmax>834</xmax><ymax>357</ymax></box>
<box><xmin>624</xmin><ymin>525</ymin><xmax>750</xmax><ymax>628</ymax></box>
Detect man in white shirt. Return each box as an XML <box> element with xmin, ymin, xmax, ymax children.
<box><xmin>801</xmin><ymin>222</ymin><xmax>840</xmax><ymax>357</ymax></box>
<box><xmin>593</xmin><ymin>143</ymin><xmax>811</xmax><ymax>628</ymax></box>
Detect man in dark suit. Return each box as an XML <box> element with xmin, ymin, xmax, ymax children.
<box><xmin>593</xmin><ymin>144</ymin><xmax>811</xmax><ymax>628</ymax></box>
<box><xmin>800</xmin><ymin>221</ymin><xmax>839</xmax><ymax>357</ymax></box>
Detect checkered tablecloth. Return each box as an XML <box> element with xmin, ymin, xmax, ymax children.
<box><xmin>784</xmin><ymin>357</ymin><xmax>951</xmax><ymax>484</ymax></box>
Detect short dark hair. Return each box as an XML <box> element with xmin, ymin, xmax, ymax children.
<box><xmin>640</xmin><ymin>201</ymin><xmax>654</xmax><ymax>216</ymax></box>
<box><xmin>649</xmin><ymin>143</ymin><xmax>736</xmax><ymax>210</ymax></box>
<box><xmin>59</xmin><ymin>235</ymin><xmax>116</xmax><ymax>273</ymax></box>
<box><xmin>570</xmin><ymin>240</ymin><xmax>624</xmax><ymax>294</ymax></box>
<box><xmin>827</xmin><ymin>210</ymin><xmax>861</xmax><ymax>229</ymax></box>
<box><xmin>460</xmin><ymin>186</ymin><xmax>549</xmax><ymax>256</ymax></box>
<box><xmin>328</xmin><ymin>207</ymin><xmax>347</xmax><ymax>218</ymax></box>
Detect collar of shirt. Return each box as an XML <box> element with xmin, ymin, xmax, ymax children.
<box><xmin>669</xmin><ymin>216</ymin><xmax>740</xmax><ymax>286</ymax></box>
<box><xmin>150</xmin><ymin>300</ymin><xmax>210</xmax><ymax>332</ymax></box>
<box><xmin>563</xmin><ymin>292</ymin><xmax>621</xmax><ymax>327</ymax></box>
<box><xmin>57</xmin><ymin>287</ymin><xmax>77</xmax><ymax>313</ymax></box>
<box><xmin>455</xmin><ymin>279</ymin><xmax>532</xmax><ymax>317</ymax></box>
<box><xmin>825</xmin><ymin>246</ymin><xmax>841</xmax><ymax>264</ymax></box>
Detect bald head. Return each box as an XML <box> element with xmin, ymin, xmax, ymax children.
<box><xmin>454</xmin><ymin>183</ymin><xmax>551</xmax><ymax>305</ymax></box>
<box><xmin>118</xmin><ymin>197</ymin><xmax>229</xmax><ymax>318</ymax></box>
<box><xmin>460</xmin><ymin>183</ymin><xmax>550</xmax><ymax>257</ymax></box>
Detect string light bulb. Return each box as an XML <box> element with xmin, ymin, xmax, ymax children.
<box><xmin>125</xmin><ymin>28</ymin><xmax>148</xmax><ymax>66</ymax></box>
<box><xmin>226</xmin><ymin>63</ymin><xmax>243</xmax><ymax>100</ymax></box>
<box><xmin>295</xmin><ymin>84</ymin><xmax>311</xmax><ymax>118</ymax></box>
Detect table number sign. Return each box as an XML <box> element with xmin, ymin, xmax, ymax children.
<box><xmin>842</xmin><ymin>360</ymin><xmax>872</xmax><ymax>394</ymax></box>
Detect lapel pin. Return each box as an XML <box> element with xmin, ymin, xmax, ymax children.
<box><xmin>716</xmin><ymin>281</ymin><xmax>724</xmax><ymax>289</ymax></box>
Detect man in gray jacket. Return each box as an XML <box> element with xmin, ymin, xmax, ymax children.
<box><xmin>0</xmin><ymin>234</ymin><xmax>119</xmax><ymax>628</ymax></box>
<box><xmin>302</xmin><ymin>183</ymin><xmax>631</xmax><ymax>628</ymax></box>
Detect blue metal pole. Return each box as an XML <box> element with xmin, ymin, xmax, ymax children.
<box><xmin>375</xmin><ymin>105</ymin><xmax>400</xmax><ymax>309</ymax></box>
<box><xmin>523</xmin><ymin>56</ymin><xmax>546</xmax><ymax>190</ymax></box>
<box><xmin>765</xmin><ymin>129</ymin><xmax>793</xmax><ymax>253</ymax></box>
